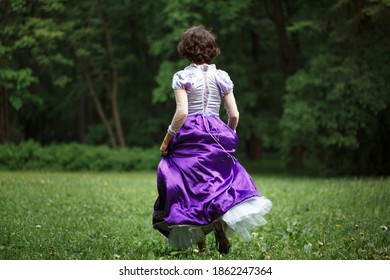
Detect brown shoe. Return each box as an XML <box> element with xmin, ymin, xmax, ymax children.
<box><xmin>197</xmin><ymin>240</ymin><xmax>207</xmax><ymax>252</ymax></box>
<box><xmin>214</xmin><ymin>220</ymin><xmax>230</xmax><ymax>254</ymax></box>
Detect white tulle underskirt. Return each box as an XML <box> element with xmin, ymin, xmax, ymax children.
<box><xmin>167</xmin><ymin>196</ymin><xmax>272</xmax><ymax>248</ymax></box>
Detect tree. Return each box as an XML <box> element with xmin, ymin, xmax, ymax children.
<box><xmin>261</xmin><ymin>0</ymin><xmax>306</xmax><ymax>168</ymax></box>
<box><xmin>0</xmin><ymin>0</ymin><xmax>71</xmax><ymax>143</ymax></box>
<box><xmin>65</xmin><ymin>0</ymin><xmax>127</xmax><ymax>148</ymax></box>
<box><xmin>2</xmin><ymin>0</ymin><xmax>389</xmax><ymax>175</ymax></box>
<box><xmin>280</xmin><ymin>0</ymin><xmax>390</xmax><ymax>175</ymax></box>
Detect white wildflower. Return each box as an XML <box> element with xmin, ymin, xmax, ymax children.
<box><xmin>380</xmin><ymin>225</ymin><xmax>388</xmax><ymax>232</ymax></box>
<box><xmin>304</xmin><ymin>243</ymin><xmax>312</xmax><ymax>252</ymax></box>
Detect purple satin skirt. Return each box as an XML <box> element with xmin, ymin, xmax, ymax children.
<box><xmin>153</xmin><ymin>114</ymin><xmax>262</xmax><ymax>238</ymax></box>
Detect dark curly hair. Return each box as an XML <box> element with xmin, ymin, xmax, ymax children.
<box><xmin>177</xmin><ymin>26</ymin><xmax>220</xmax><ymax>64</ymax></box>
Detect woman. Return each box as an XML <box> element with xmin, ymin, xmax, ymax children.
<box><xmin>153</xmin><ymin>26</ymin><xmax>272</xmax><ymax>254</ymax></box>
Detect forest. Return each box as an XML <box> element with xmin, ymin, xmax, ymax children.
<box><xmin>1</xmin><ymin>0</ymin><xmax>389</xmax><ymax>175</ymax></box>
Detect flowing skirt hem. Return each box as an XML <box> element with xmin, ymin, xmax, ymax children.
<box><xmin>165</xmin><ymin>196</ymin><xmax>272</xmax><ymax>248</ymax></box>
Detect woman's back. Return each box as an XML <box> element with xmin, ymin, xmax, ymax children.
<box><xmin>172</xmin><ymin>64</ymin><xmax>233</xmax><ymax>116</ymax></box>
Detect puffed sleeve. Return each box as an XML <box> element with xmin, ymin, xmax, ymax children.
<box><xmin>172</xmin><ymin>70</ymin><xmax>193</xmax><ymax>93</ymax></box>
<box><xmin>216</xmin><ymin>70</ymin><xmax>234</xmax><ymax>96</ymax></box>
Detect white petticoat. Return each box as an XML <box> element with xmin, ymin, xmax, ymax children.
<box><xmin>167</xmin><ymin>196</ymin><xmax>272</xmax><ymax>248</ymax></box>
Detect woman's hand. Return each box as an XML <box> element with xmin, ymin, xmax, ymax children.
<box><xmin>160</xmin><ymin>133</ymin><xmax>173</xmax><ymax>156</ymax></box>
<box><xmin>160</xmin><ymin>141</ymin><xmax>169</xmax><ymax>156</ymax></box>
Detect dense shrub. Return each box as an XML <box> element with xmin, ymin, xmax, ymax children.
<box><xmin>0</xmin><ymin>141</ymin><xmax>160</xmax><ymax>171</ymax></box>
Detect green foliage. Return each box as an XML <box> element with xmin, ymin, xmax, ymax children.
<box><xmin>1</xmin><ymin>0</ymin><xmax>390</xmax><ymax>175</ymax></box>
<box><xmin>282</xmin><ymin>54</ymin><xmax>386</xmax><ymax>148</ymax></box>
<box><xmin>0</xmin><ymin>141</ymin><xmax>160</xmax><ymax>172</ymax></box>
<box><xmin>0</xmin><ymin>68</ymin><xmax>38</xmax><ymax>110</ymax></box>
<box><xmin>0</xmin><ymin>173</ymin><xmax>389</xmax><ymax>260</ymax></box>
<box><xmin>0</xmin><ymin>0</ymin><xmax>72</xmax><ymax>110</ymax></box>
<box><xmin>280</xmin><ymin>1</ymin><xmax>390</xmax><ymax>175</ymax></box>
<box><xmin>152</xmin><ymin>61</ymin><xmax>178</xmax><ymax>103</ymax></box>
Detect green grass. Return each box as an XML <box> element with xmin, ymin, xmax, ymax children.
<box><xmin>0</xmin><ymin>172</ymin><xmax>389</xmax><ymax>260</ymax></box>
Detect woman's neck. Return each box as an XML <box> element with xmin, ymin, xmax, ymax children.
<box><xmin>192</xmin><ymin>62</ymin><xmax>209</xmax><ymax>66</ymax></box>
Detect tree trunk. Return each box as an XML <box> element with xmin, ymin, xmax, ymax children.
<box><xmin>96</xmin><ymin>0</ymin><xmax>126</xmax><ymax>147</ymax></box>
<box><xmin>288</xmin><ymin>145</ymin><xmax>305</xmax><ymax>170</ymax></box>
<box><xmin>284</xmin><ymin>0</ymin><xmax>304</xmax><ymax>69</ymax></box>
<box><xmin>0</xmin><ymin>88</ymin><xmax>9</xmax><ymax>143</ymax></box>
<box><xmin>78</xmin><ymin>92</ymin><xmax>87</xmax><ymax>143</ymax></box>
<box><xmin>272</xmin><ymin>0</ymin><xmax>294</xmax><ymax>75</ymax></box>
<box><xmin>71</xmin><ymin>35</ymin><xmax>119</xmax><ymax>148</ymax></box>
<box><xmin>83</xmin><ymin>69</ymin><xmax>117</xmax><ymax>148</ymax></box>
<box><xmin>109</xmin><ymin>65</ymin><xmax>125</xmax><ymax>147</ymax></box>
<box><xmin>246</xmin><ymin>133</ymin><xmax>263</xmax><ymax>161</ymax></box>
<box><xmin>271</xmin><ymin>0</ymin><xmax>305</xmax><ymax>169</ymax></box>
<box><xmin>244</xmin><ymin>28</ymin><xmax>264</xmax><ymax>160</ymax></box>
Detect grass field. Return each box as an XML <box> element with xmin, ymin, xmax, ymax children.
<box><xmin>0</xmin><ymin>172</ymin><xmax>389</xmax><ymax>260</ymax></box>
